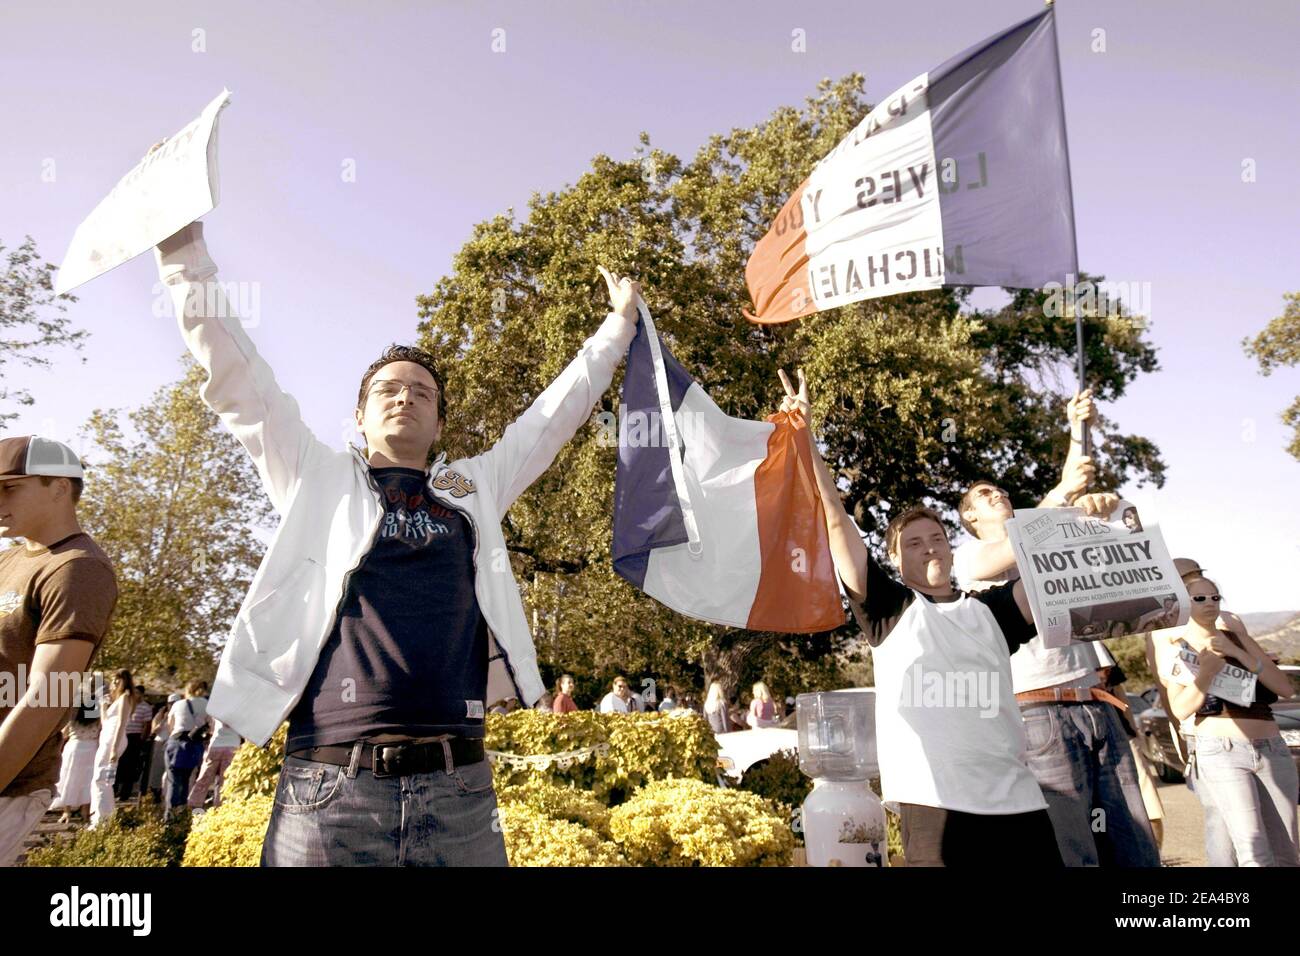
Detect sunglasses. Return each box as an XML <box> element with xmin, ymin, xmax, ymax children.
<box><xmin>1191</xmin><ymin>594</ymin><xmax>1222</xmax><ymax>603</ymax></box>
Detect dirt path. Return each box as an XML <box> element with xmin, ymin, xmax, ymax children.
<box><xmin>1155</xmin><ymin>778</ymin><xmax>1208</xmax><ymax>867</ymax></box>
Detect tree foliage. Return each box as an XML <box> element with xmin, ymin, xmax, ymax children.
<box><xmin>0</xmin><ymin>236</ymin><xmax>86</xmax><ymax>426</ymax></box>
<box><xmin>77</xmin><ymin>357</ymin><xmax>274</xmax><ymax>684</ymax></box>
<box><xmin>415</xmin><ymin>75</ymin><xmax>1164</xmax><ymax>699</ymax></box>
<box><xmin>1243</xmin><ymin>291</ymin><xmax>1300</xmax><ymax>461</ymax></box>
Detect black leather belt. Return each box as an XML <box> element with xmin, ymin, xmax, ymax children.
<box><xmin>289</xmin><ymin>738</ymin><xmax>485</xmax><ymax>779</ymax></box>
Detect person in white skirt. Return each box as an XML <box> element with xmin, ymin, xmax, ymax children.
<box><xmin>88</xmin><ymin>670</ymin><xmax>131</xmax><ymax>827</ymax></box>
<box><xmin>51</xmin><ymin>698</ymin><xmax>99</xmax><ymax>825</ymax></box>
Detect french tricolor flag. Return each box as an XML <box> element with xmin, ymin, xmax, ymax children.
<box><xmin>745</xmin><ymin>6</ymin><xmax>1077</xmax><ymax>324</ymax></box>
<box><xmin>611</xmin><ymin>306</ymin><xmax>844</xmax><ymax>633</ymax></box>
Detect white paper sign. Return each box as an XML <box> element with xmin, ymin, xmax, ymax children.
<box><xmin>55</xmin><ymin>89</ymin><xmax>231</xmax><ymax>295</ymax></box>
<box><xmin>1166</xmin><ymin>643</ymin><xmax>1258</xmax><ymax>707</ymax></box>
<box><xmin>1005</xmin><ymin>500</ymin><xmax>1189</xmax><ymax>648</ymax></box>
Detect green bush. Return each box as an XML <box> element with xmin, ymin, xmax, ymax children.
<box><xmin>497</xmin><ymin>800</ymin><xmax>627</xmax><ymax>867</ymax></box>
<box><xmin>221</xmin><ymin>723</ymin><xmax>288</xmax><ymax>801</ymax></box>
<box><xmin>182</xmin><ymin>795</ymin><xmax>274</xmax><ymax>867</ymax></box>
<box><xmin>486</xmin><ymin>710</ymin><xmax>718</xmax><ymax>805</ymax></box>
<box><xmin>608</xmin><ymin>777</ymin><xmax>795</xmax><ymax>867</ymax></box>
<box><xmin>496</xmin><ymin>777</ymin><xmax>612</xmax><ymax>836</ymax></box>
<box><xmin>738</xmin><ymin>749</ymin><xmax>812</xmax><ymax>815</ymax></box>
<box><xmin>25</xmin><ymin>801</ymin><xmax>190</xmax><ymax>868</ymax></box>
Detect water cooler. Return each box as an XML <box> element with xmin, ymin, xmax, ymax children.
<box><xmin>797</xmin><ymin>690</ymin><xmax>886</xmax><ymax>867</ymax></box>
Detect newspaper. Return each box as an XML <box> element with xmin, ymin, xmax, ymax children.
<box><xmin>1004</xmin><ymin>500</ymin><xmax>1189</xmax><ymax>648</ymax></box>
<box><xmin>55</xmin><ymin>89</ymin><xmax>231</xmax><ymax>295</ymax></box>
<box><xmin>1164</xmin><ymin>642</ymin><xmax>1258</xmax><ymax>707</ymax></box>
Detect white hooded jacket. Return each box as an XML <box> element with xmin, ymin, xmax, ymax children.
<box><xmin>154</xmin><ymin>223</ymin><xmax>635</xmax><ymax>746</ymax></box>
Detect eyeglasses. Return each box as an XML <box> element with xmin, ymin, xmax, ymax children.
<box><xmin>368</xmin><ymin>380</ymin><xmax>436</xmax><ymax>404</ymax></box>
<box><xmin>1191</xmin><ymin>594</ymin><xmax>1222</xmax><ymax>603</ymax></box>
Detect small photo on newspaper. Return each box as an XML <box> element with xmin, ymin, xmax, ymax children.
<box><xmin>1004</xmin><ymin>499</ymin><xmax>1190</xmax><ymax>649</ymax></box>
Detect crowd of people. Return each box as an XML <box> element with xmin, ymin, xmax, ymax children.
<box><xmin>0</xmin><ymin>213</ymin><xmax>1293</xmax><ymax>869</ymax></box>
<box><xmin>530</xmin><ymin>674</ymin><xmax>790</xmax><ymax>732</ymax></box>
<box><xmin>47</xmin><ymin>671</ymin><xmax>241</xmax><ymax>829</ymax></box>
<box><xmin>779</xmin><ymin>367</ymin><xmax>1298</xmax><ymax>867</ymax></box>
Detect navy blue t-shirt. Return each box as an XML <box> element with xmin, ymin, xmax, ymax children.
<box><xmin>287</xmin><ymin>467</ymin><xmax>488</xmax><ymax>752</ymax></box>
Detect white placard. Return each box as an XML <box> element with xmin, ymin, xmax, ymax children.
<box><xmin>55</xmin><ymin>89</ymin><xmax>231</xmax><ymax>295</ymax></box>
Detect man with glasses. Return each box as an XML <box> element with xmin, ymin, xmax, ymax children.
<box><xmin>152</xmin><ymin>222</ymin><xmax>642</xmax><ymax>865</ymax></box>
<box><xmin>951</xmin><ymin>390</ymin><xmax>1161</xmax><ymax>866</ymax></box>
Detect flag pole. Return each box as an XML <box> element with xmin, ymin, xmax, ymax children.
<box><xmin>1046</xmin><ymin>0</ymin><xmax>1090</xmax><ymax>457</ymax></box>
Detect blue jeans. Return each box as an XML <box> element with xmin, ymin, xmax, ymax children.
<box><xmin>1189</xmin><ymin>735</ymin><xmax>1299</xmax><ymax>867</ymax></box>
<box><xmin>163</xmin><ymin>737</ymin><xmax>199</xmax><ymax>813</ymax></box>
<box><xmin>1021</xmin><ymin>701</ymin><xmax>1161</xmax><ymax>867</ymax></box>
<box><xmin>1185</xmin><ymin>738</ymin><xmax>1236</xmax><ymax>867</ymax></box>
<box><xmin>260</xmin><ymin>753</ymin><xmax>508</xmax><ymax>867</ymax></box>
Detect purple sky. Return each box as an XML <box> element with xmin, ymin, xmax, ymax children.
<box><xmin>3</xmin><ymin>1</ymin><xmax>1297</xmax><ymax>612</ymax></box>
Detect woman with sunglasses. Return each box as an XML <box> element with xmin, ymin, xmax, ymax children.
<box><xmin>1153</xmin><ymin>576</ymin><xmax>1298</xmax><ymax>865</ymax></box>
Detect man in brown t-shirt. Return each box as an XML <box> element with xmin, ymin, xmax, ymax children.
<box><xmin>0</xmin><ymin>436</ymin><xmax>117</xmax><ymax>865</ymax></box>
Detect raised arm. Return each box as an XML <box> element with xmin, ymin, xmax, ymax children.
<box><xmin>959</xmin><ymin>494</ymin><xmax>1119</xmax><ymax>587</ymax></box>
<box><xmin>1041</xmin><ymin>389</ymin><xmax>1097</xmax><ymax>507</ymax></box>
<box><xmin>778</xmin><ymin>368</ymin><xmax>870</xmax><ymax>603</ymax></box>
<box><xmin>472</xmin><ymin>268</ymin><xmax>639</xmax><ymax>516</ymax></box>
<box><xmin>153</xmin><ymin>221</ymin><xmax>331</xmax><ymax>514</ymax></box>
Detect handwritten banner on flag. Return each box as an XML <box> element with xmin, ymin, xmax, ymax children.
<box><xmin>744</xmin><ymin>9</ymin><xmax>1076</xmax><ymax>324</ymax></box>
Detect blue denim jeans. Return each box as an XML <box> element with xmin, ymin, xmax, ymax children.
<box><xmin>1189</xmin><ymin>734</ymin><xmax>1299</xmax><ymax>867</ymax></box>
<box><xmin>1020</xmin><ymin>701</ymin><xmax>1161</xmax><ymax>867</ymax></box>
<box><xmin>1185</xmin><ymin>738</ymin><xmax>1236</xmax><ymax>867</ymax></box>
<box><xmin>260</xmin><ymin>753</ymin><xmax>508</xmax><ymax>867</ymax></box>
<box><xmin>163</xmin><ymin>737</ymin><xmax>198</xmax><ymax>815</ymax></box>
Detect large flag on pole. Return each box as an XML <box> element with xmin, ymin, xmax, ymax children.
<box><xmin>612</xmin><ymin>305</ymin><xmax>844</xmax><ymax>633</ymax></box>
<box><xmin>744</xmin><ymin>7</ymin><xmax>1077</xmax><ymax>324</ymax></box>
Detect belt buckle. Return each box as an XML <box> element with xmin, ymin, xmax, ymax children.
<box><xmin>371</xmin><ymin>743</ymin><xmax>406</xmax><ymax>779</ymax></box>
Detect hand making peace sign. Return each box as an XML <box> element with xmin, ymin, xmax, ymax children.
<box><xmin>777</xmin><ymin>367</ymin><xmax>810</xmax><ymax>422</ymax></box>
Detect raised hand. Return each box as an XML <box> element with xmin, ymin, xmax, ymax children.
<box><xmin>1059</xmin><ymin>454</ymin><xmax>1096</xmax><ymax>500</ymax></box>
<box><xmin>1067</xmin><ymin>388</ymin><xmax>1095</xmax><ymax>439</ymax></box>
<box><xmin>597</xmin><ymin>266</ymin><xmax>642</xmax><ymax>324</ymax></box>
<box><xmin>777</xmin><ymin>367</ymin><xmax>810</xmax><ymax>422</ymax></box>
<box><xmin>1075</xmin><ymin>492</ymin><xmax>1119</xmax><ymax>518</ymax></box>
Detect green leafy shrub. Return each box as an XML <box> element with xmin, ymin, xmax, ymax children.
<box><xmin>608</xmin><ymin>777</ymin><xmax>795</xmax><ymax>867</ymax></box>
<box><xmin>496</xmin><ymin>778</ymin><xmax>612</xmax><ymax>836</ymax></box>
<box><xmin>182</xmin><ymin>795</ymin><xmax>274</xmax><ymax>867</ymax></box>
<box><xmin>497</xmin><ymin>802</ymin><xmax>627</xmax><ymax>867</ymax></box>
<box><xmin>738</xmin><ymin>748</ymin><xmax>812</xmax><ymax>816</ymax></box>
<box><xmin>486</xmin><ymin>710</ymin><xmax>718</xmax><ymax>805</ymax></box>
<box><xmin>221</xmin><ymin>723</ymin><xmax>288</xmax><ymax>801</ymax></box>
<box><xmin>25</xmin><ymin>801</ymin><xmax>190</xmax><ymax>868</ymax></box>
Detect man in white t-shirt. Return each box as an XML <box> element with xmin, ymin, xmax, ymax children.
<box><xmin>950</xmin><ymin>390</ymin><xmax>1160</xmax><ymax>866</ymax></box>
<box><xmin>598</xmin><ymin>677</ymin><xmax>636</xmax><ymax>714</ymax></box>
<box><xmin>782</xmin><ymin>369</ymin><xmax>1061</xmax><ymax>866</ymax></box>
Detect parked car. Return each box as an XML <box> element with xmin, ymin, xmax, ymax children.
<box><xmin>1134</xmin><ymin>685</ymin><xmax>1300</xmax><ymax>794</ymax></box>
<box><xmin>715</xmin><ymin>711</ymin><xmax>797</xmax><ymax>784</ymax></box>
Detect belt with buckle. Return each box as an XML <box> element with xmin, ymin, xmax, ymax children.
<box><xmin>1015</xmin><ymin>686</ymin><xmax>1129</xmax><ymax>711</ymax></box>
<box><xmin>289</xmin><ymin>738</ymin><xmax>485</xmax><ymax>778</ymax></box>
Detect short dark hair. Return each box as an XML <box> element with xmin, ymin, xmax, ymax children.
<box><xmin>957</xmin><ymin>481</ymin><xmax>998</xmax><ymax>535</ymax></box>
<box><xmin>885</xmin><ymin>505</ymin><xmax>948</xmax><ymax>557</ymax></box>
<box><xmin>357</xmin><ymin>344</ymin><xmax>447</xmax><ymax>424</ymax></box>
<box><xmin>37</xmin><ymin>475</ymin><xmax>83</xmax><ymax>504</ymax></box>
